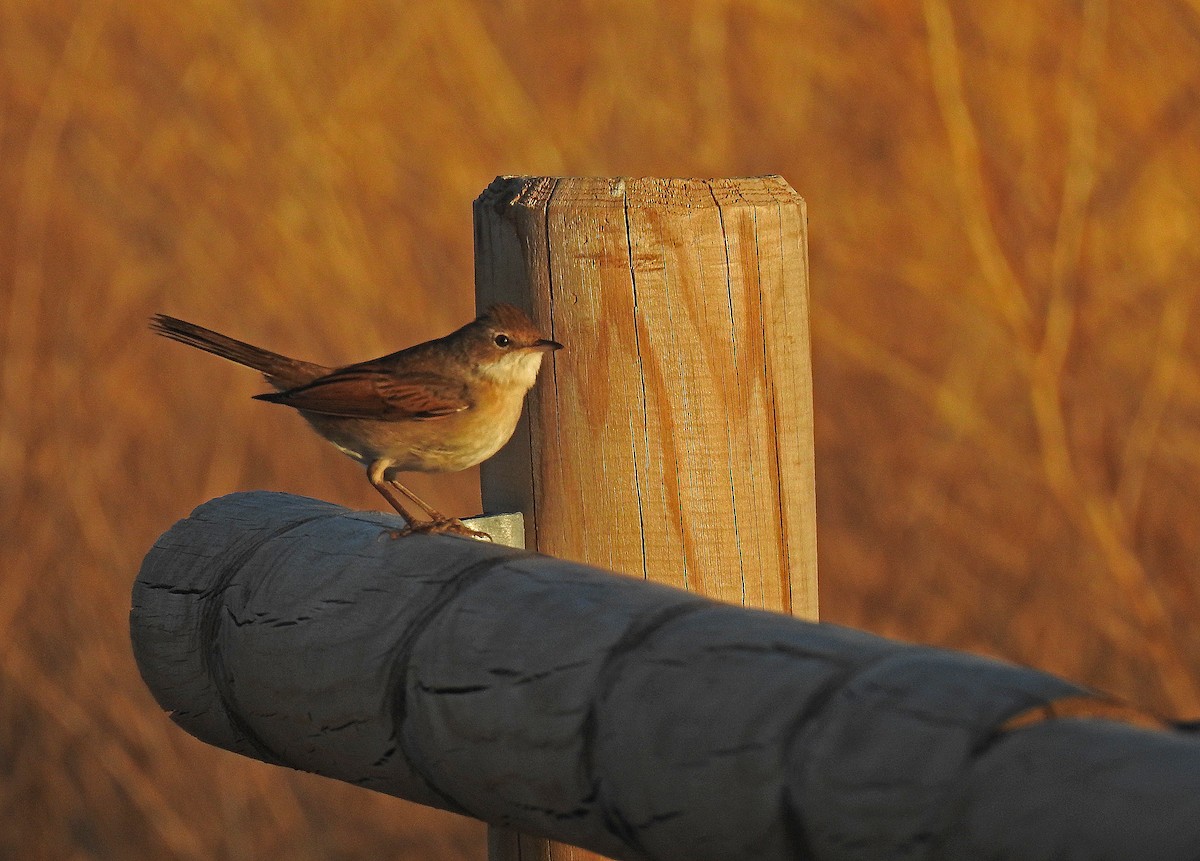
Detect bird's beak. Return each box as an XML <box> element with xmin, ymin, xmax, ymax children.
<box><xmin>534</xmin><ymin>339</ymin><xmax>564</xmax><ymax>352</ymax></box>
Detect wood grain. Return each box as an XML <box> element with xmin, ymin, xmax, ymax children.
<box><xmin>475</xmin><ymin>175</ymin><xmax>816</xmax><ymax>614</ymax></box>
<box><xmin>475</xmin><ymin>175</ymin><xmax>819</xmax><ymax>860</ymax></box>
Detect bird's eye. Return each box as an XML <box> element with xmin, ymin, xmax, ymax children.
<box><xmin>494</xmin><ymin>334</ymin><xmax>512</xmax><ymax>348</ymax></box>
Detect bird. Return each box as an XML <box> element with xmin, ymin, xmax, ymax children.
<box><xmin>150</xmin><ymin>304</ymin><xmax>561</xmax><ymax>538</ymax></box>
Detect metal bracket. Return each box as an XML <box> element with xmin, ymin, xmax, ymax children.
<box><xmin>461</xmin><ymin>512</ymin><xmax>526</xmax><ymax>549</ymax></box>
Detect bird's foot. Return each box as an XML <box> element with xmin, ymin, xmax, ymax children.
<box><xmin>388</xmin><ymin>518</ymin><xmax>493</xmax><ymax>542</ymax></box>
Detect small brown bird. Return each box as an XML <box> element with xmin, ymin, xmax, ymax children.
<box><xmin>150</xmin><ymin>305</ymin><xmax>561</xmax><ymax>538</ymax></box>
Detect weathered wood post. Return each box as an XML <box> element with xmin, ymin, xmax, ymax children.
<box><xmin>474</xmin><ymin>176</ymin><xmax>818</xmax><ymax>860</ymax></box>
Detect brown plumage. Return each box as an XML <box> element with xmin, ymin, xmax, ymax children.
<box><xmin>150</xmin><ymin>305</ymin><xmax>561</xmax><ymax>537</ymax></box>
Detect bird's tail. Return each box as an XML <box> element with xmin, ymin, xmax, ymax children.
<box><xmin>149</xmin><ymin>314</ymin><xmax>329</xmax><ymax>390</ymax></box>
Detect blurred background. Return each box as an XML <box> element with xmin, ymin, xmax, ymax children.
<box><xmin>3</xmin><ymin>0</ymin><xmax>1199</xmax><ymax>857</ymax></box>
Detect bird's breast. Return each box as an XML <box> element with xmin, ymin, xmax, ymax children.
<box><xmin>300</xmin><ymin>382</ymin><xmax>528</xmax><ymax>474</ymax></box>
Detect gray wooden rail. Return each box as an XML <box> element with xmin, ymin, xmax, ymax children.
<box><xmin>131</xmin><ymin>492</ymin><xmax>1200</xmax><ymax>861</ymax></box>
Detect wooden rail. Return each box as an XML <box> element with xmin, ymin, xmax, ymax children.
<box><xmin>131</xmin><ymin>491</ymin><xmax>1200</xmax><ymax>861</ymax></box>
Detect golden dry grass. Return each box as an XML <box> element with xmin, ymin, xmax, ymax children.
<box><xmin>2</xmin><ymin>0</ymin><xmax>1199</xmax><ymax>857</ymax></box>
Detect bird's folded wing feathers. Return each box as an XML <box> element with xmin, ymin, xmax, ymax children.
<box><xmin>254</xmin><ymin>368</ymin><xmax>471</xmax><ymax>420</ymax></box>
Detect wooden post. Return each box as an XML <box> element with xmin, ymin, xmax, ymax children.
<box><xmin>474</xmin><ymin>176</ymin><xmax>818</xmax><ymax>860</ymax></box>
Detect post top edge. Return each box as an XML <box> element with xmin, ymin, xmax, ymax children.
<box><xmin>474</xmin><ymin>175</ymin><xmax>803</xmax><ymax>211</ymax></box>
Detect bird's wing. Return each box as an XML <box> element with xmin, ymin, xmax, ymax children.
<box><xmin>254</xmin><ymin>366</ymin><xmax>471</xmax><ymax>420</ymax></box>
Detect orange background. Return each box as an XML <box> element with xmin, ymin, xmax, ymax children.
<box><xmin>3</xmin><ymin>1</ymin><xmax>1199</xmax><ymax>858</ymax></box>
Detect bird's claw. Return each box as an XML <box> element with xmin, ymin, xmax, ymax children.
<box><xmin>388</xmin><ymin>518</ymin><xmax>493</xmax><ymax>542</ymax></box>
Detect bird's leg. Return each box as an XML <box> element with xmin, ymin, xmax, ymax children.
<box><xmin>386</xmin><ymin>479</ymin><xmax>445</xmax><ymax>520</ymax></box>
<box><xmin>390</xmin><ymin>479</ymin><xmax>492</xmax><ymax>541</ymax></box>
<box><xmin>370</xmin><ymin>462</ymin><xmax>491</xmax><ymax>541</ymax></box>
<box><xmin>368</xmin><ymin>459</ymin><xmax>422</xmax><ymax>528</ymax></box>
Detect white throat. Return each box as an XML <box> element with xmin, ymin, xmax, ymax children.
<box><xmin>479</xmin><ymin>350</ymin><xmax>547</xmax><ymax>391</ymax></box>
